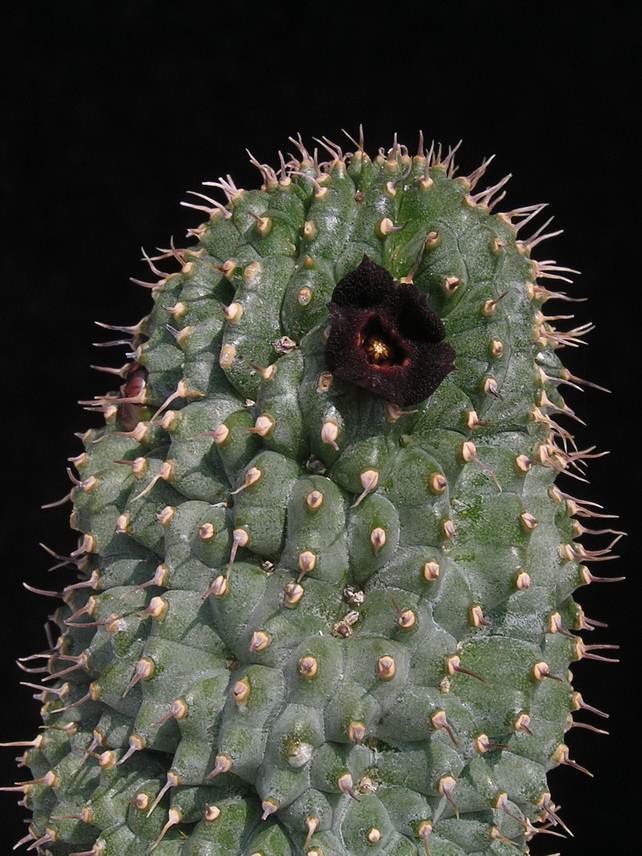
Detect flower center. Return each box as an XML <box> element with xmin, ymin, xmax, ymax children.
<box><xmin>361</xmin><ymin>316</ymin><xmax>406</xmax><ymax>367</ymax></box>
<box><xmin>365</xmin><ymin>337</ymin><xmax>392</xmax><ymax>362</ymax></box>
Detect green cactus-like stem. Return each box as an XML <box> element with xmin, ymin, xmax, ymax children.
<box><xmin>8</xmin><ymin>136</ymin><xmax>617</xmax><ymax>856</ymax></box>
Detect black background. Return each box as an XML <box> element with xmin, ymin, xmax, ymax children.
<box><xmin>2</xmin><ymin>2</ymin><xmax>640</xmax><ymax>853</ymax></box>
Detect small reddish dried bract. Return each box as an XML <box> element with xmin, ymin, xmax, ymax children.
<box><xmin>118</xmin><ymin>363</ymin><xmax>148</xmax><ymax>430</ymax></box>
<box><xmin>325</xmin><ymin>256</ymin><xmax>455</xmax><ymax>406</ymax></box>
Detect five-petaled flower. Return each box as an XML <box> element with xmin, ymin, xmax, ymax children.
<box><xmin>325</xmin><ymin>255</ymin><xmax>456</xmax><ymax>407</ymax></box>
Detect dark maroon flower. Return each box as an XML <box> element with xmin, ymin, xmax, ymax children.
<box><xmin>325</xmin><ymin>255</ymin><xmax>455</xmax><ymax>407</ymax></box>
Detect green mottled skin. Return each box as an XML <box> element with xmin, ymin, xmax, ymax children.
<box><xmin>14</xmin><ymin>140</ymin><xmax>600</xmax><ymax>856</ymax></box>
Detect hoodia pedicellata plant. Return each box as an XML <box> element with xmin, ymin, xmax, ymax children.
<box><xmin>3</xmin><ymin>133</ymin><xmax>621</xmax><ymax>856</ymax></box>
